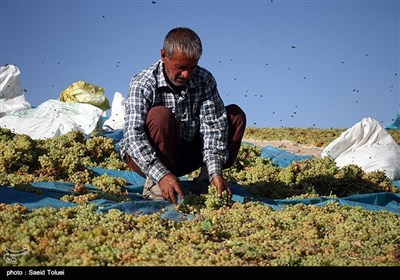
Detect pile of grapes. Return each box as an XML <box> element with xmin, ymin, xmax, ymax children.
<box><xmin>1</xmin><ymin>128</ymin><xmax>399</xmax><ymax>266</ymax></box>
<box><xmin>1</xmin><ymin>198</ymin><xmax>399</xmax><ymax>266</ymax></box>
<box><xmin>222</xmin><ymin>144</ymin><xmax>399</xmax><ymax>199</ymax></box>
<box><xmin>0</xmin><ymin>128</ymin><xmax>129</xmax><ymax>202</ymax></box>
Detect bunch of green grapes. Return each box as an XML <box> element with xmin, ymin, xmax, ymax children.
<box><xmin>176</xmin><ymin>193</ymin><xmax>206</xmax><ymax>214</ymax></box>
<box><xmin>0</xmin><ymin>171</ymin><xmax>37</xmax><ymax>186</ymax></box>
<box><xmin>362</xmin><ymin>170</ymin><xmax>395</xmax><ymax>192</ymax></box>
<box><xmin>68</xmin><ymin>170</ymin><xmax>93</xmax><ymax>185</ymax></box>
<box><xmin>203</xmin><ymin>185</ymin><xmax>233</xmax><ymax>210</ymax></box>
<box><xmin>40</xmin><ymin>130</ymin><xmax>85</xmax><ymax>149</ymax></box>
<box><xmin>91</xmin><ymin>173</ymin><xmax>131</xmax><ymax>202</ymax></box>
<box><xmin>223</xmin><ymin>144</ymin><xmax>279</xmax><ymax>194</ymax></box>
<box><xmin>0</xmin><ymin>133</ymin><xmax>38</xmax><ymax>173</ymax></box>
<box><xmin>85</xmin><ymin>136</ymin><xmax>116</xmax><ymax>163</ymax></box>
<box><xmin>224</xmin><ymin>156</ymin><xmax>278</xmax><ymax>186</ymax></box>
<box><xmin>60</xmin><ymin>193</ymin><xmax>100</xmax><ymax>204</ymax></box>
<box><xmin>37</xmin><ymin>132</ymin><xmax>89</xmax><ymax>182</ymax></box>
<box><xmin>333</xmin><ymin>165</ymin><xmax>398</xmax><ymax>195</ymax></box>
<box><xmin>0</xmin><ymin>130</ymin><xmax>41</xmax><ymax>185</ymax></box>
<box><xmin>225</xmin><ymin>144</ymin><xmax>263</xmax><ymax>172</ymax></box>
<box><xmin>177</xmin><ymin>185</ymin><xmax>233</xmax><ymax>214</ymax></box>
<box><xmin>82</xmin><ymin>135</ymin><xmax>128</xmax><ymax>170</ymax></box>
<box><xmin>178</xmin><ymin>185</ymin><xmax>232</xmax><ymax>215</ymax></box>
<box><xmin>277</xmin><ymin>157</ymin><xmax>339</xmax><ymax>196</ymax></box>
<box><xmin>0</xmin><ymin>127</ymin><xmax>14</xmax><ymax>142</ymax></box>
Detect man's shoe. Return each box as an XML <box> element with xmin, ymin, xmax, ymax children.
<box><xmin>190</xmin><ymin>166</ymin><xmax>210</xmax><ymax>195</ymax></box>
<box><xmin>143</xmin><ymin>178</ymin><xmax>164</xmax><ymax>200</ymax></box>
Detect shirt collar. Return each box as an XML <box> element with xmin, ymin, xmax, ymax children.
<box><xmin>156</xmin><ymin>60</ymin><xmax>169</xmax><ymax>88</ymax></box>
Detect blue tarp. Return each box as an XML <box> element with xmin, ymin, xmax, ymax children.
<box><xmin>1</xmin><ymin>173</ymin><xmax>399</xmax><ymax>219</ymax></box>
<box><xmin>260</xmin><ymin>146</ymin><xmax>313</xmax><ymax>168</ymax></box>
<box><xmin>385</xmin><ymin>113</ymin><xmax>400</xmax><ymax>130</ymax></box>
<box><xmin>2</xmin><ymin>129</ymin><xmax>400</xmax><ymax>218</ymax></box>
<box><xmin>1</xmin><ymin>144</ymin><xmax>400</xmax><ymax>219</ymax></box>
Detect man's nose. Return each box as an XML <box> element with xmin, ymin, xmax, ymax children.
<box><xmin>180</xmin><ymin>69</ymin><xmax>192</xmax><ymax>79</ymax></box>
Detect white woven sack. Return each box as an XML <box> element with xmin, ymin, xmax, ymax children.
<box><xmin>321</xmin><ymin>117</ymin><xmax>400</xmax><ymax>180</ymax></box>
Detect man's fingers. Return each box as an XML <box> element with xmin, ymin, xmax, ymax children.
<box><xmin>169</xmin><ymin>192</ymin><xmax>178</xmax><ymax>205</ymax></box>
<box><xmin>175</xmin><ymin>188</ymin><xmax>185</xmax><ymax>203</ymax></box>
<box><xmin>159</xmin><ymin>174</ymin><xmax>186</xmax><ymax>204</ymax></box>
<box><xmin>226</xmin><ymin>185</ymin><xmax>233</xmax><ymax>203</ymax></box>
<box><xmin>226</xmin><ymin>184</ymin><xmax>232</xmax><ymax>196</ymax></box>
<box><xmin>160</xmin><ymin>186</ymin><xmax>168</xmax><ymax>200</ymax></box>
<box><xmin>218</xmin><ymin>184</ymin><xmax>232</xmax><ymax>200</ymax></box>
<box><xmin>217</xmin><ymin>187</ymin><xmax>223</xmax><ymax>198</ymax></box>
<box><xmin>170</xmin><ymin>185</ymin><xmax>185</xmax><ymax>205</ymax></box>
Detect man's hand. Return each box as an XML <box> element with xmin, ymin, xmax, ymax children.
<box><xmin>158</xmin><ymin>173</ymin><xmax>185</xmax><ymax>204</ymax></box>
<box><xmin>210</xmin><ymin>175</ymin><xmax>232</xmax><ymax>199</ymax></box>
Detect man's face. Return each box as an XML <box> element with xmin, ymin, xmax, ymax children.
<box><xmin>161</xmin><ymin>49</ymin><xmax>198</xmax><ymax>87</ymax></box>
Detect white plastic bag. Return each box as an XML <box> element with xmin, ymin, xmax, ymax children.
<box><xmin>321</xmin><ymin>117</ymin><xmax>400</xmax><ymax>180</ymax></box>
<box><xmin>0</xmin><ymin>64</ymin><xmax>31</xmax><ymax>117</ymax></box>
<box><xmin>102</xmin><ymin>91</ymin><xmax>125</xmax><ymax>131</ymax></box>
<box><xmin>0</xmin><ymin>99</ymin><xmax>103</xmax><ymax>139</ymax></box>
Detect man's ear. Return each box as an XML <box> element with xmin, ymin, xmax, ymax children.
<box><xmin>161</xmin><ymin>49</ymin><xmax>166</xmax><ymax>62</ymax></box>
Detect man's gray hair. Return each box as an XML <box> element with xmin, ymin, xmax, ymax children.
<box><xmin>163</xmin><ymin>27</ymin><xmax>203</xmax><ymax>60</ymax></box>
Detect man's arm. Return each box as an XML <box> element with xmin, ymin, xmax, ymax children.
<box><xmin>199</xmin><ymin>74</ymin><xmax>229</xmax><ymax>186</ymax></box>
<box><xmin>124</xmin><ymin>81</ymin><xmax>170</xmax><ymax>183</ymax></box>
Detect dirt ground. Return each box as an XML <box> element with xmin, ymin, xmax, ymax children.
<box><xmin>242</xmin><ymin>139</ymin><xmax>324</xmax><ymax>158</ymax></box>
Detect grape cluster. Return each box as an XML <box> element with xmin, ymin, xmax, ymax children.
<box><xmin>60</xmin><ymin>174</ymin><xmax>131</xmax><ymax>203</ymax></box>
<box><xmin>91</xmin><ymin>173</ymin><xmax>130</xmax><ymax>202</ymax></box>
<box><xmin>177</xmin><ymin>185</ymin><xmax>232</xmax><ymax>214</ymax></box>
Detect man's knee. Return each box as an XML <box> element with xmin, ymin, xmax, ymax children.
<box><xmin>226</xmin><ymin>104</ymin><xmax>246</xmax><ymax>118</ymax></box>
<box><xmin>226</xmin><ymin>104</ymin><xmax>246</xmax><ymax>134</ymax></box>
<box><xmin>226</xmin><ymin>104</ymin><xmax>246</xmax><ymax>127</ymax></box>
<box><xmin>147</xmin><ymin>106</ymin><xmax>175</xmax><ymax>127</ymax></box>
<box><xmin>224</xmin><ymin>104</ymin><xmax>246</xmax><ymax>169</ymax></box>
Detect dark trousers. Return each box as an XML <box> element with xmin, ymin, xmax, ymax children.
<box><xmin>125</xmin><ymin>104</ymin><xmax>246</xmax><ymax>178</ymax></box>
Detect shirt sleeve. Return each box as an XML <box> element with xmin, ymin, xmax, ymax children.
<box><xmin>123</xmin><ymin>80</ymin><xmax>170</xmax><ymax>183</ymax></box>
<box><xmin>199</xmin><ymin>75</ymin><xmax>229</xmax><ymax>181</ymax></box>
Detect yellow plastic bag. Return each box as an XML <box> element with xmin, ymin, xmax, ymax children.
<box><xmin>60</xmin><ymin>81</ymin><xmax>111</xmax><ymax>111</ymax></box>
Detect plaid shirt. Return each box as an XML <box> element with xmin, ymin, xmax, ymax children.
<box><xmin>119</xmin><ymin>60</ymin><xmax>228</xmax><ymax>183</ymax></box>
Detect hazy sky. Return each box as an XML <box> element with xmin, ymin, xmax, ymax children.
<box><xmin>1</xmin><ymin>0</ymin><xmax>399</xmax><ymax>129</ymax></box>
